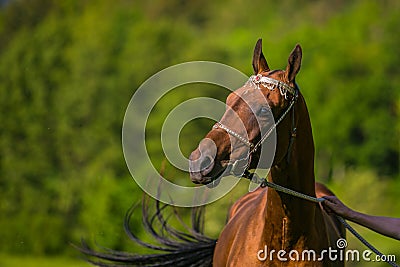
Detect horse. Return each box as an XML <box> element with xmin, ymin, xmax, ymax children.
<box><xmin>79</xmin><ymin>39</ymin><xmax>345</xmax><ymax>266</ymax></box>
<box><xmin>188</xmin><ymin>39</ymin><xmax>345</xmax><ymax>266</ymax></box>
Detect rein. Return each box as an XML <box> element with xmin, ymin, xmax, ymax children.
<box><xmin>245</xmin><ymin>173</ymin><xmax>399</xmax><ymax>267</ymax></box>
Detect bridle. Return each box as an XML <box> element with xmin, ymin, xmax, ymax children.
<box><xmin>213</xmin><ymin>73</ymin><xmax>299</xmax><ymax>178</ymax></box>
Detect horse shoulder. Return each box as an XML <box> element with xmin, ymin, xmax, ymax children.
<box><xmin>213</xmin><ymin>188</ymin><xmax>269</xmax><ymax>266</ymax></box>
<box><xmin>228</xmin><ymin>187</ymin><xmax>266</xmax><ymax>219</ymax></box>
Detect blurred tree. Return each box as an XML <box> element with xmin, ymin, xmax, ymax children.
<box><xmin>0</xmin><ymin>0</ymin><xmax>398</xmax><ymax>262</ymax></box>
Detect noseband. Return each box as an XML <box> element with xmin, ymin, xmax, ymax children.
<box><xmin>213</xmin><ymin>74</ymin><xmax>298</xmax><ymax>177</ymax></box>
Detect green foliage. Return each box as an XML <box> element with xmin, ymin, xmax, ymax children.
<box><xmin>0</xmin><ymin>0</ymin><xmax>398</xmax><ymax>264</ymax></box>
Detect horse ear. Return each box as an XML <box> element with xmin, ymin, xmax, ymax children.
<box><xmin>252</xmin><ymin>39</ymin><xmax>270</xmax><ymax>74</ymax></box>
<box><xmin>285</xmin><ymin>44</ymin><xmax>302</xmax><ymax>82</ymax></box>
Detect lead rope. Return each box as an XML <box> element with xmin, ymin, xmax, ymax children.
<box><xmin>256</xmin><ymin>178</ymin><xmax>399</xmax><ymax>267</ymax></box>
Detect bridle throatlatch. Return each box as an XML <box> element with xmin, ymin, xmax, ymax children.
<box><xmin>213</xmin><ymin>74</ymin><xmax>298</xmax><ymax>179</ymax></box>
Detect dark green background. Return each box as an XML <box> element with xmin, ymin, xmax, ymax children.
<box><xmin>0</xmin><ymin>1</ymin><xmax>398</xmax><ymax>266</ymax></box>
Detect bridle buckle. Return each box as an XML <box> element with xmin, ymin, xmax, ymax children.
<box><xmin>229</xmin><ymin>157</ymin><xmax>251</xmax><ymax>177</ymax></box>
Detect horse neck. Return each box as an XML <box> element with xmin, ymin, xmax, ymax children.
<box><xmin>273</xmin><ymin>93</ymin><xmax>315</xmax><ymax>193</ymax></box>
<box><xmin>265</xmin><ymin>93</ymin><xmax>318</xmax><ymax>246</ymax></box>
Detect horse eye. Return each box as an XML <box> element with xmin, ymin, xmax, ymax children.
<box><xmin>258</xmin><ymin>106</ymin><xmax>270</xmax><ymax>116</ymax></box>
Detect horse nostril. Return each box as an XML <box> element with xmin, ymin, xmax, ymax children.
<box><xmin>200</xmin><ymin>156</ymin><xmax>213</xmax><ymax>172</ymax></box>
<box><xmin>189</xmin><ymin>139</ymin><xmax>217</xmax><ymax>176</ymax></box>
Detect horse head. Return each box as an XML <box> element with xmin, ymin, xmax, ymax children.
<box><xmin>189</xmin><ymin>39</ymin><xmax>302</xmax><ymax>185</ymax></box>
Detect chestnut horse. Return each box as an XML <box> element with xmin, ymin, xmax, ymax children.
<box><xmin>188</xmin><ymin>39</ymin><xmax>345</xmax><ymax>266</ymax></box>
<box><xmin>79</xmin><ymin>40</ymin><xmax>345</xmax><ymax>266</ymax></box>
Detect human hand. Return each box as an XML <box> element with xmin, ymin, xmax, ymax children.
<box><xmin>322</xmin><ymin>195</ymin><xmax>353</xmax><ymax>219</ymax></box>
